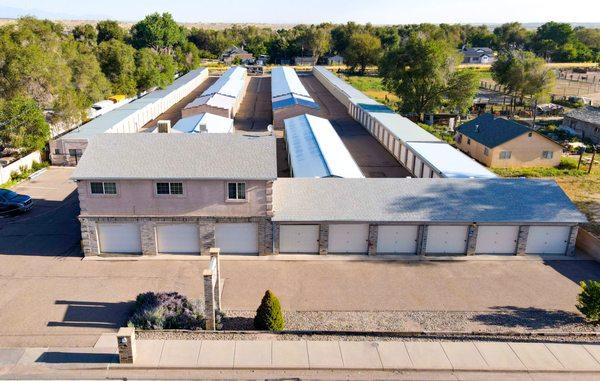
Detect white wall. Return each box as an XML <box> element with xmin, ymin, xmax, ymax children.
<box><xmin>0</xmin><ymin>151</ymin><xmax>42</xmax><ymax>183</ymax></box>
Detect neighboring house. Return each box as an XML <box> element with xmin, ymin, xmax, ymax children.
<box><xmin>72</xmin><ymin>133</ymin><xmax>277</xmax><ymax>256</ymax></box>
<box><xmin>563</xmin><ymin>106</ymin><xmax>600</xmax><ymax>144</ymax></box>
<box><xmin>455</xmin><ymin>114</ymin><xmax>563</xmax><ymax>168</ymax></box>
<box><xmin>220</xmin><ymin>46</ymin><xmax>253</xmax><ymax>64</ymax></box>
<box><xmin>326</xmin><ymin>55</ymin><xmax>344</xmax><ymax>66</ymax></box>
<box><xmin>460</xmin><ymin>46</ymin><xmax>496</xmax><ymax>64</ymax></box>
<box><xmin>294</xmin><ymin>56</ymin><xmax>317</xmax><ymax>66</ymax></box>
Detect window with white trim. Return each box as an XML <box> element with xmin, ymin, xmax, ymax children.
<box><xmin>542</xmin><ymin>150</ymin><xmax>554</xmax><ymax>159</ymax></box>
<box><xmin>499</xmin><ymin>151</ymin><xmax>512</xmax><ymax>160</ymax></box>
<box><xmin>156</xmin><ymin>182</ymin><xmax>184</xmax><ymax>195</ymax></box>
<box><xmin>227</xmin><ymin>182</ymin><xmax>246</xmax><ymax>200</ymax></box>
<box><xmin>90</xmin><ymin>182</ymin><xmax>117</xmax><ymax>195</ymax></box>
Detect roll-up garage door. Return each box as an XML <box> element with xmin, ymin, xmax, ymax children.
<box><xmin>406</xmin><ymin>151</ymin><xmax>415</xmax><ymax>174</ymax></box>
<box><xmin>376</xmin><ymin>225</ymin><xmax>419</xmax><ymax>254</ymax></box>
<box><xmin>215</xmin><ymin>223</ymin><xmax>258</xmax><ymax>254</ymax></box>
<box><xmin>413</xmin><ymin>157</ymin><xmax>423</xmax><ymax>177</ymax></box>
<box><xmin>98</xmin><ymin>223</ymin><xmax>142</xmax><ymax>254</ymax></box>
<box><xmin>426</xmin><ymin>226</ymin><xmax>468</xmax><ymax>255</ymax></box>
<box><xmin>157</xmin><ymin>224</ymin><xmax>200</xmax><ymax>254</ymax></box>
<box><xmin>526</xmin><ymin>226</ymin><xmax>571</xmax><ymax>255</ymax></box>
<box><xmin>279</xmin><ymin>225</ymin><xmax>319</xmax><ymax>254</ymax></box>
<box><xmin>475</xmin><ymin>226</ymin><xmax>519</xmax><ymax>254</ymax></box>
<box><xmin>328</xmin><ymin>224</ymin><xmax>369</xmax><ymax>254</ymax></box>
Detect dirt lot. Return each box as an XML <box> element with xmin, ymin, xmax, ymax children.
<box><xmin>299</xmin><ymin>74</ymin><xmax>412</xmax><ymax>178</ymax></box>
<box><xmin>139</xmin><ymin>76</ymin><xmax>218</xmax><ymax>131</ymax></box>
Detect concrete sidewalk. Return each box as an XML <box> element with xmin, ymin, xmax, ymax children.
<box><xmin>3</xmin><ymin>336</ymin><xmax>600</xmax><ymax>373</ymax></box>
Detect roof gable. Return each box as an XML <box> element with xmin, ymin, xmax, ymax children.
<box><xmin>457</xmin><ymin>114</ymin><xmax>534</xmax><ymax>148</ymax></box>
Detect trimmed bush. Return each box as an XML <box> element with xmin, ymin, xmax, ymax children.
<box><xmin>128</xmin><ymin>291</ymin><xmax>204</xmax><ymax>330</ymax></box>
<box><xmin>254</xmin><ymin>290</ymin><xmax>285</xmax><ymax>331</ymax></box>
<box><xmin>577</xmin><ymin>280</ymin><xmax>600</xmax><ymax>323</ymax></box>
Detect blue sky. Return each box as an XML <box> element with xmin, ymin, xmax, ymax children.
<box><xmin>1</xmin><ymin>0</ymin><xmax>599</xmax><ymax>24</ymax></box>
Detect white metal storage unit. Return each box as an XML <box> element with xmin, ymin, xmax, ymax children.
<box><xmin>156</xmin><ymin>224</ymin><xmax>201</xmax><ymax>254</ymax></box>
<box><xmin>215</xmin><ymin>223</ymin><xmax>259</xmax><ymax>254</ymax></box>
<box><xmin>328</xmin><ymin>224</ymin><xmax>369</xmax><ymax>254</ymax></box>
<box><xmin>526</xmin><ymin>226</ymin><xmax>572</xmax><ymax>255</ymax></box>
<box><xmin>312</xmin><ymin>66</ymin><xmax>370</xmax><ymax>107</ymax></box>
<box><xmin>279</xmin><ymin>225</ymin><xmax>319</xmax><ymax>254</ymax></box>
<box><xmin>97</xmin><ymin>223</ymin><xmax>142</xmax><ymax>254</ymax></box>
<box><xmin>376</xmin><ymin>225</ymin><xmax>419</xmax><ymax>254</ymax></box>
<box><xmin>284</xmin><ymin>114</ymin><xmax>364</xmax><ymax>178</ymax></box>
<box><xmin>50</xmin><ymin>67</ymin><xmax>209</xmax><ymax>165</ymax></box>
<box><xmin>271</xmin><ymin>178</ymin><xmax>586</xmax><ymax>257</ymax></box>
<box><xmin>169</xmin><ymin>113</ymin><xmax>234</xmax><ymax>134</ymax></box>
<box><xmin>271</xmin><ymin>66</ymin><xmax>320</xmax><ymax>128</ymax></box>
<box><xmin>475</xmin><ymin>226</ymin><xmax>519</xmax><ymax>254</ymax></box>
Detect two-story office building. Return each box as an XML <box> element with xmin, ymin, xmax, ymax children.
<box><xmin>71</xmin><ymin>133</ymin><xmax>277</xmax><ymax>256</ymax></box>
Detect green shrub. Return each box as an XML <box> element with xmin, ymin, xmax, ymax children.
<box><xmin>577</xmin><ymin>280</ymin><xmax>600</xmax><ymax>322</ymax></box>
<box><xmin>254</xmin><ymin>290</ymin><xmax>285</xmax><ymax>331</ymax></box>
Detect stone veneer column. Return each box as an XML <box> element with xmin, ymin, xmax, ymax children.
<box><xmin>367</xmin><ymin>225</ymin><xmax>378</xmax><ymax>256</ymax></box>
<box><xmin>272</xmin><ymin>223</ymin><xmax>280</xmax><ymax>255</ymax></box>
<box><xmin>258</xmin><ymin>218</ymin><xmax>273</xmax><ymax>256</ymax></box>
<box><xmin>79</xmin><ymin>218</ymin><xmax>100</xmax><ymax>256</ymax></box>
<box><xmin>265</xmin><ymin>181</ymin><xmax>274</xmax><ymax>218</ymax></box>
<box><xmin>516</xmin><ymin>226</ymin><xmax>530</xmax><ymax>256</ymax></box>
<box><xmin>566</xmin><ymin>225</ymin><xmax>579</xmax><ymax>257</ymax></box>
<box><xmin>199</xmin><ymin>221</ymin><xmax>215</xmax><ymax>256</ymax></box>
<box><xmin>466</xmin><ymin>224</ymin><xmax>478</xmax><ymax>256</ymax></box>
<box><xmin>318</xmin><ymin>224</ymin><xmax>329</xmax><ymax>255</ymax></box>
<box><xmin>140</xmin><ymin>221</ymin><xmax>157</xmax><ymax>256</ymax></box>
<box><xmin>416</xmin><ymin>225</ymin><xmax>428</xmax><ymax>256</ymax></box>
<box><xmin>116</xmin><ymin>327</ymin><xmax>136</xmax><ymax>364</ymax></box>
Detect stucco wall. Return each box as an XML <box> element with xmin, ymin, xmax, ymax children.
<box><xmin>78</xmin><ymin>179</ymin><xmax>270</xmax><ymax>217</ymax></box>
<box><xmin>456</xmin><ymin>132</ymin><xmax>562</xmax><ymax>168</ymax></box>
<box><xmin>49</xmin><ymin>139</ymin><xmax>88</xmax><ymax>166</ymax></box>
<box><xmin>0</xmin><ymin>151</ymin><xmax>42</xmax><ymax>183</ymax></box>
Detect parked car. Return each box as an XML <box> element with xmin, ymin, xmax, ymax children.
<box><xmin>0</xmin><ymin>189</ymin><xmax>33</xmax><ymax>215</ymax></box>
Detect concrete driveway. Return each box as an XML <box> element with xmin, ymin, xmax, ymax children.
<box><xmin>1</xmin><ymin>168</ymin><xmax>599</xmax><ymax>348</ymax></box>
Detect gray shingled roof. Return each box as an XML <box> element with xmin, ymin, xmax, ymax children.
<box><xmin>566</xmin><ymin>106</ymin><xmax>600</xmax><ymax>125</ymax></box>
<box><xmin>272</xmin><ymin>178</ymin><xmax>586</xmax><ymax>224</ymax></box>
<box><xmin>72</xmin><ymin>133</ymin><xmax>277</xmax><ymax>181</ymax></box>
<box><xmin>456</xmin><ymin>113</ymin><xmax>535</xmax><ymax>148</ymax></box>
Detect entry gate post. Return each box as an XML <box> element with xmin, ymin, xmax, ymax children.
<box><xmin>203</xmin><ymin>248</ymin><xmax>221</xmax><ymax>330</ymax></box>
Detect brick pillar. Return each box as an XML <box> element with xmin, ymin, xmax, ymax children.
<box><xmin>516</xmin><ymin>226</ymin><xmax>530</xmax><ymax>256</ymax></box>
<box><xmin>79</xmin><ymin>218</ymin><xmax>100</xmax><ymax>256</ymax></box>
<box><xmin>566</xmin><ymin>225</ymin><xmax>579</xmax><ymax>257</ymax></box>
<box><xmin>273</xmin><ymin>223</ymin><xmax>280</xmax><ymax>255</ymax></box>
<box><xmin>416</xmin><ymin>225</ymin><xmax>428</xmax><ymax>256</ymax></box>
<box><xmin>466</xmin><ymin>224</ymin><xmax>478</xmax><ymax>256</ymax></box>
<box><xmin>318</xmin><ymin>224</ymin><xmax>329</xmax><ymax>255</ymax></box>
<box><xmin>368</xmin><ymin>225</ymin><xmax>378</xmax><ymax>256</ymax></box>
<box><xmin>116</xmin><ymin>327</ymin><xmax>136</xmax><ymax>364</ymax></box>
<box><xmin>199</xmin><ymin>222</ymin><xmax>215</xmax><ymax>256</ymax></box>
<box><xmin>203</xmin><ymin>269</ymin><xmax>216</xmax><ymax>330</ymax></box>
<box><xmin>140</xmin><ymin>222</ymin><xmax>157</xmax><ymax>256</ymax></box>
<box><xmin>258</xmin><ymin>218</ymin><xmax>273</xmax><ymax>256</ymax></box>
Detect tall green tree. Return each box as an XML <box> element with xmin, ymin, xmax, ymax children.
<box><xmin>173</xmin><ymin>41</ymin><xmax>202</xmax><ymax>73</ymax></box>
<box><xmin>493</xmin><ymin>22</ymin><xmax>530</xmax><ymax>50</ymax></box>
<box><xmin>130</xmin><ymin>12</ymin><xmax>185</xmax><ymax>54</ymax></box>
<box><xmin>135</xmin><ymin>48</ymin><xmax>176</xmax><ymax>92</ymax></box>
<box><xmin>0</xmin><ymin>96</ymin><xmax>50</xmax><ymax>152</ymax></box>
<box><xmin>97</xmin><ymin>39</ymin><xmax>137</xmax><ymax>95</ymax></box>
<box><xmin>379</xmin><ymin>35</ymin><xmax>478</xmax><ymax>117</ymax></box>
<box><xmin>96</xmin><ymin>20</ymin><xmax>125</xmax><ymax>43</ymax></box>
<box><xmin>72</xmin><ymin>24</ymin><xmax>97</xmax><ymax>45</ymax></box>
<box><xmin>344</xmin><ymin>33</ymin><xmax>381</xmax><ymax>74</ymax></box>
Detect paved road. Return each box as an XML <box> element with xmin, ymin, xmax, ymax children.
<box><xmin>1</xmin><ymin>168</ymin><xmax>599</xmax><ymax>348</ymax></box>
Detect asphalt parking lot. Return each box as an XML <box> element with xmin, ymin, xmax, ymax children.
<box><xmin>1</xmin><ymin>168</ymin><xmax>600</xmax><ymax>347</ymax></box>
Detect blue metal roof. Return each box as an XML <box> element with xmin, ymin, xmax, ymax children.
<box><xmin>273</xmin><ymin>94</ymin><xmax>320</xmax><ymax>110</ymax></box>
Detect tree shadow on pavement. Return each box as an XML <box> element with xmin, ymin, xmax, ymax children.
<box><xmin>47</xmin><ymin>300</ymin><xmax>134</xmax><ymax>329</ymax></box>
<box><xmin>543</xmin><ymin>260</ymin><xmax>600</xmax><ymax>285</ymax></box>
<box><xmin>471</xmin><ymin>306</ymin><xmax>584</xmax><ymax>330</ymax></box>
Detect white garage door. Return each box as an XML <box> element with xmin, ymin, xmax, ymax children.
<box><xmin>475</xmin><ymin>226</ymin><xmax>519</xmax><ymax>254</ymax></box>
<box><xmin>328</xmin><ymin>224</ymin><xmax>369</xmax><ymax>254</ymax></box>
<box><xmin>377</xmin><ymin>225</ymin><xmax>418</xmax><ymax>254</ymax></box>
<box><xmin>215</xmin><ymin>223</ymin><xmax>258</xmax><ymax>254</ymax></box>
<box><xmin>526</xmin><ymin>226</ymin><xmax>571</xmax><ymax>255</ymax></box>
<box><xmin>98</xmin><ymin>223</ymin><xmax>142</xmax><ymax>254</ymax></box>
<box><xmin>279</xmin><ymin>225</ymin><xmax>319</xmax><ymax>254</ymax></box>
<box><xmin>414</xmin><ymin>157</ymin><xmax>423</xmax><ymax>177</ymax></box>
<box><xmin>406</xmin><ymin>151</ymin><xmax>415</xmax><ymax>174</ymax></box>
<box><xmin>157</xmin><ymin>224</ymin><xmax>200</xmax><ymax>254</ymax></box>
<box><xmin>426</xmin><ymin>226</ymin><xmax>468</xmax><ymax>255</ymax></box>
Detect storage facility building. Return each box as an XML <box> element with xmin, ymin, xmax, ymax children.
<box><xmin>312</xmin><ymin>66</ymin><xmax>370</xmax><ymax>107</ymax></box>
<box><xmin>182</xmin><ymin>66</ymin><xmax>248</xmax><ymax>119</ymax></box>
<box><xmin>272</xmin><ymin>178</ymin><xmax>585</xmax><ymax>256</ymax></box>
<box><xmin>166</xmin><ymin>113</ymin><xmax>234</xmax><ymax>134</ymax></box>
<box><xmin>50</xmin><ymin>67</ymin><xmax>209</xmax><ymax>165</ymax></box>
<box><xmin>284</xmin><ymin>114</ymin><xmax>363</xmax><ymax>178</ymax></box>
<box><xmin>271</xmin><ymin>66</ymin><xmax>320</xmax><ymax>128</ymax></box>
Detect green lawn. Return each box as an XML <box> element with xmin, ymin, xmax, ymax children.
<box><xmin>335</xmin><ymin>73</ymin><xmax>399</xmax><ymax>106</ymax></box>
